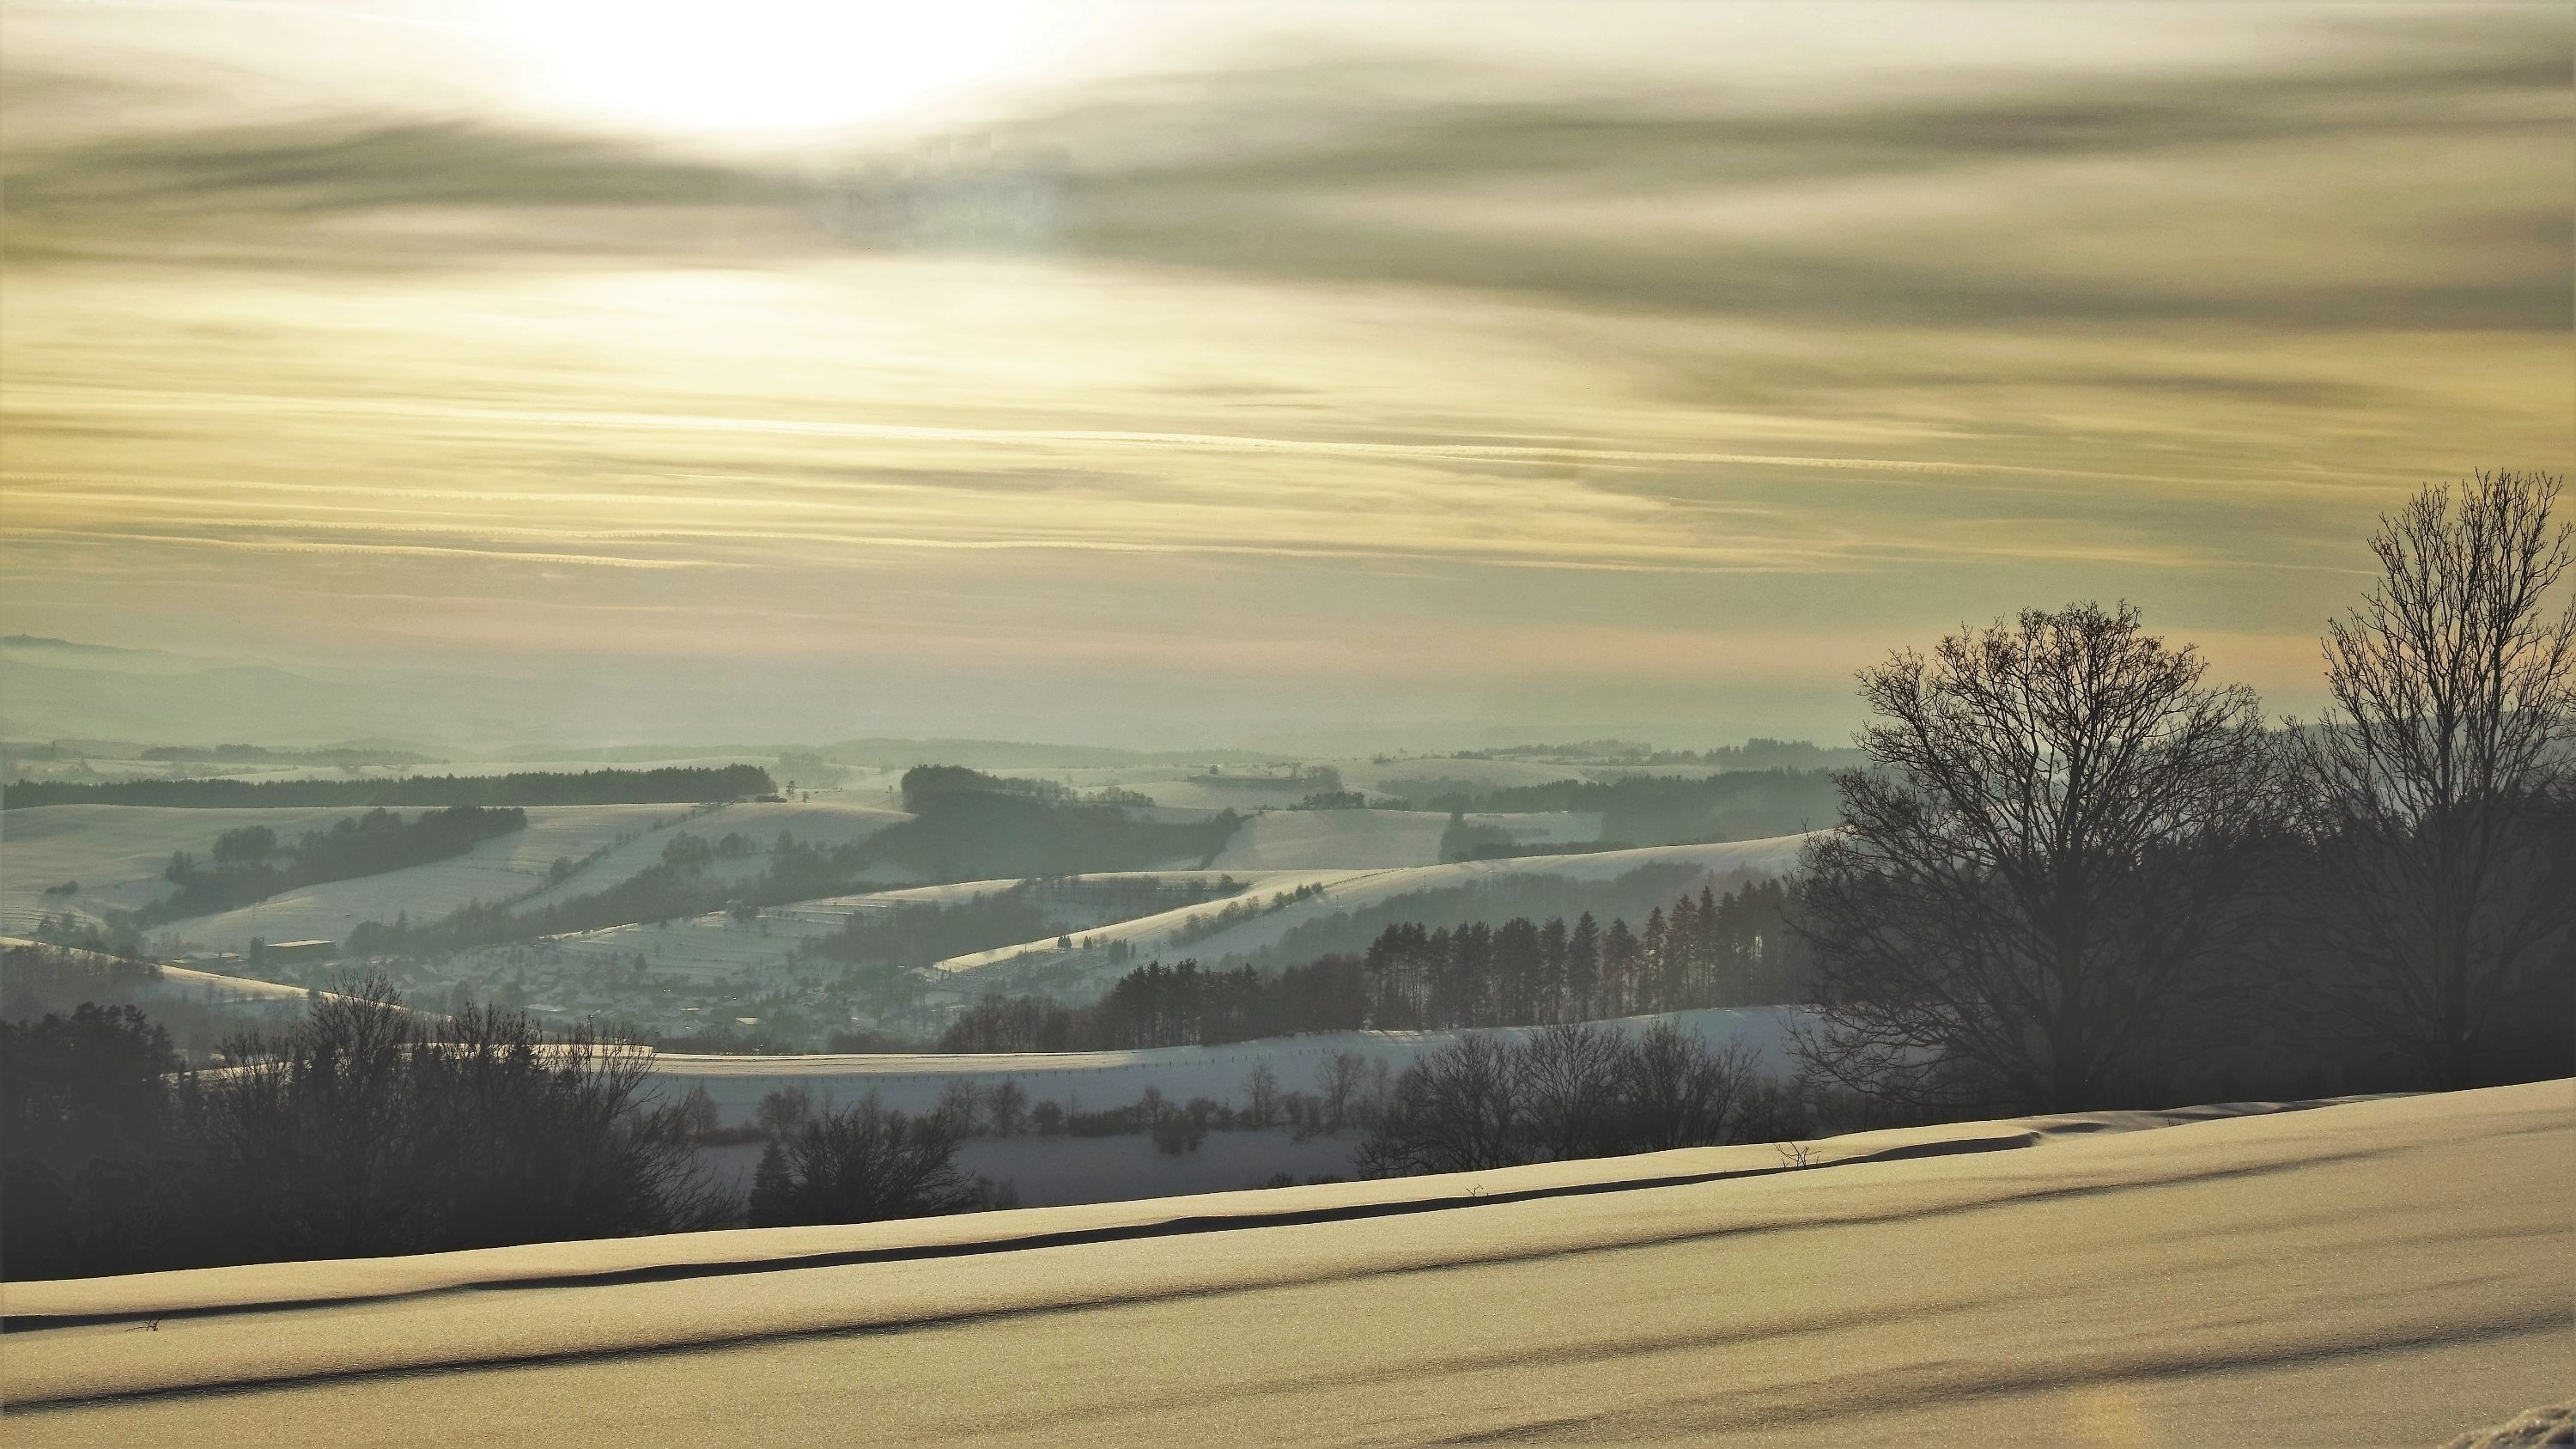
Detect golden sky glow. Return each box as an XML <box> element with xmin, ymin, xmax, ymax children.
<box><xmin>1</xmin><ymin>2</ymin><xmax>2568</xmax><ymax>746</ymax></box>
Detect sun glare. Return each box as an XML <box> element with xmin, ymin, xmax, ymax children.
<box><xmin>495</xmin><ymin>0</ymin><xmax>1044</xmax><ymax>132</ymax></box>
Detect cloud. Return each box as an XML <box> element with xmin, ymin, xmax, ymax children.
<box><xmin>0</xmin><ymin>99</ymin><xmax>796</xmax><ymax>267</ymax></box>
<box><xmin>9</xmin><ymin>9</ymin><xmax>2566</xmax><ymax>332</ymax></box>
<box><xmin>1</xmin><ymin>5</ymin><xmax>2567</xmax><ymax>740</ymax></box>
<box><xmin>1009</xmin><ymin>21</ymin><xmax>2569</xmax><ymax>331</ymax></box>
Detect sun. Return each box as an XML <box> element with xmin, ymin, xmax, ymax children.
<box><xmin>494</xmin><ymin>0</ymin><xmax>1046</xmax><ymax>133</ymax></box>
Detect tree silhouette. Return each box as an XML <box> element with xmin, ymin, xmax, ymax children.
<box><xmin>2294</xmin><ymin>471</ymin><xmax>2576</xmax><ymax>1087</ymax></box>
<box><xmin>1795</xmin><ymin>603</ymin><xmax>2279</xmax><ymax>1112</ymax></box>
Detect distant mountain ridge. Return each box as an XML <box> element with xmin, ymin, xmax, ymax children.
<box><xmin>0</xmin><ymin>635</ymin><xmax>220</xmax><ymax>677</ymax></box>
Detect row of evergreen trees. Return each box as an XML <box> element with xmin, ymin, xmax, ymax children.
<box><xmin>939</xmin><ymin>878</ymin><xmax>1801</xmax><ymax>1052</ymax></box>
<box><xmin>1360</xmin><ymin>878</ymin><xmax>1801</xmax><ymax>1029</ymax></box>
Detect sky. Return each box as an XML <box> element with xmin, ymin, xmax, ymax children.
<box><xmin>2</xmin><ymin>1</ymin><xmax>2569</xmax><ymax>750</ymax></box>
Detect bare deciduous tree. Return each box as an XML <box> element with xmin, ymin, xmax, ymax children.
<box><xmin>1355</xmin><ymin>1026</ymin><xmax>1758</xmax><ymax>1177</ymax></box>
<box><xmin>2294</xmin><ymin>471</ymin><xmax>2576</xmax><ymax>1087</ymax></box>
<box><xmin>985</xmin><ymin>1077</ymin><xmax>1028</xmax><ymax>1136</ymax></box>
<box><xmin>1795</xmin><ymin>602</ymin><xmax>2279</xmax><ymax>1113</ymax></box>
<box><xmin>1242</xmin><ymin>1061</ymin><xmax>1281</xmax><ymax>1128</ymax></box>
<box><xmin>191</xmin><ymin>983</ymin><xmax>729</xmax><ymax>1262</ymax></box>
<box><xmin>747</xmin><ymin>1093</ymin><xmax>979</xmax><ymax>1227</ymax></box>
<box><xmin>1620</xmin><ymin>1023</ymin><xmax>1759</xmax><ymax>1151</ymax></box>
<box><xmin>1516</xmin><ymin>1023</ymin><xmax>1630</xmax><ymax>1160</ymax></box>
<box><xmin>1315</xmin><ymin>1050</ymin><xmax>1369</xmax><ymax>1133</ymax></box>
<box><xmin>1355</xmin><ymin>1033</ymin><xmax>1527</xmax><ymax>1177</ymax></box>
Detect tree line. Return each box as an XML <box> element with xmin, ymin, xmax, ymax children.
<box><xmin>1796</xmin><ymin>471</ymin><xmax>2574</xmax><ymax>1115</ymax></box>
<box><xmin>1228</xmin><ymin>863</ymin><xmax>1710</xmax><ymax>975</ymax></box>
<box><xmin>2</xmin><ymin>764</ymin><xmax>775</xmax><ymax>810</ymax></box>
<box><xmin>1356</xmin><ymin>879</ymin><xmax>1800</xmax><ymax>1028</ymax></box>
<box><xmin>137</xmin><ymin>744</ymin><xmax>436</xmax><ymax>767</ymax></box>
<box><xmin>882</xmin><ymin>767</ymin><xmax>1241</xmax><ymax>878</ymax></box>
<box><xmin>1356</xmin><ymin>1022</ymin><xmax>1792</xmax><ymax>1177</ymax></box>
<box><xmin>2</xmin><ymin>983</ymin><xmax>730</xmax><ymax>1281</ymax></box>
<box><xmin>1450</xmin><ymin>737</ymin><xmax>1867</xmax><ymax>770</ymax></box>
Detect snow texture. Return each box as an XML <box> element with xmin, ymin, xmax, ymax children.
<box><xmin>3</xmin><ymin>1081</ymin><xmax>2566</xmax><ymax>1447</ymax></box>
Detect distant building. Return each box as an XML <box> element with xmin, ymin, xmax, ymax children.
<box><xmin>261</xmin><ymin>940</ymin><xmax>338</xmax><ymax>965</ymax></box>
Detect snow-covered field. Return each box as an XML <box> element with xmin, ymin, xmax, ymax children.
<box><xmin>479</xmin><ymin>799</ymin><xmax>908</xmax><ymax>917</ymax></box>
<box><xmin>1203</xmin><ymin>807</ymin><xmax>1597</xmax><ymax>869</ymax></box>
<box><xmin>1016</xmin><ymin>756</ymin><xmax>1606</xmax><ymax>806</ymax></box>
<box><xmin>938</xmin><ymin>835</ymin><xmax>1815</xmax><ymax>977</ymax></box>
<box><xmin>512</xmin><ymin>884</ymin><xmax>970</xmax><ymax>985</ymax></box>
<box><xmin>155</xmin><ymin>803</ymin><xmax>687</xmax><ymax>952</ymax></box>
<box><xmin>0</xmin><ymin>805</ymin><xmax>393</xmax><ymax>933</ymax></box>
<box><xmin>647</xmin><ymin>1007</ymin><xmax>1803</xmax><ymax>1124</ymax></box>
<box><xmin>1336</xmin><ymin>755</ymin><xmax>1613</xmax><ymax>793</ymax></box>
<box><xmin>520</xmin><ymin>869</ymin><xmax>1345</xmax><ymax>984</ymax></box>
<box><xmin>159</xmin><ymin>800</ymin><xmax>904</xmax><ymax>954</ymax></box>
<box><xmin>5</xmin><ymin>1081</ymin><xmax>2564</xmax><ymax>1447</ymax></box>
<box><xmin>659</xmin><ymin>1008</ymin><xmax>1804</xmax><ymax>1198</ymax></box>
<box><xmin>0</xmin><ymin>799</ymin><xmax>913</xmax><ymax>953</ymax></box>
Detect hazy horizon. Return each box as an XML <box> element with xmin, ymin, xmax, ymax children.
<box><xmin>4</xmin><ymin>2</ymin><xmax>2570</xmax><ymax>749</ymax></box>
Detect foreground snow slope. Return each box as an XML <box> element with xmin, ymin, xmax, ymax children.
<box><xmin>4</xmin><ymin>1081</ymin><xmax>2566</xmax><ymax>1446</ymax></box>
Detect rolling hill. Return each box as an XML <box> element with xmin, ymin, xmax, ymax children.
<box><xmin>936</xmin><ymin>835</ymin><xmax>1816</xmax><ymax>983</ymax></box>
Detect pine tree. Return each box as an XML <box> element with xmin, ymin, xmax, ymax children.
<box><xmin>1538</xmin><ymin>916</ymin><xmax>1570</xmax><ymax>1023</ymax></box>
<box><xmin>1641</xmin><ymin>907</ymin><xmax>1670</xmax><ymax>1013</ymax></box>
<box><xmin>1602</xmin><ymin>917</ymin><xmax>1639</xmax><ymax>1017</ymax></box>
<box><xmin>1566</xmin><ymin>913</ymin><xmax>1601</xmax><ymax>1021</ymax></box>
<box><xmin>747</xmin><ymin>1140</ymin><xmax>794</xmax><ymax>1227</ymax></box>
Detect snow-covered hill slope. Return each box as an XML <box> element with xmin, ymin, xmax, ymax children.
<box><xmin>160</xmin><ymin>800</ymin><xmax>907</xmax><ymax>953</ymax></box>
<box><xmin>1</xmin><ymin>799</ymin><xmax>912</xmax><ymax>953</ymax></box>
<box><xmin>516</xmin><ymin>869</ymin><xmax>1351</xmax><ymax>983</ymax></box>
<box><xmin>938</xmin><ymin>834</ymin><xmax>1817</xmax><ymax>977</ymax></box>
<box><xmin>0</xmin><ymin>805</ymin><xmax>389</xmax><ymax>933</ymax></box>
<box><xmin>5</xmin><ymin>1081</ymin><xmax>2564</xmax><ymax>1447</ymax></box>
<box><xmin>1203</xmin><ymin>807</ymin><xmax>1598</xmax><ymax>869</ymax></box>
